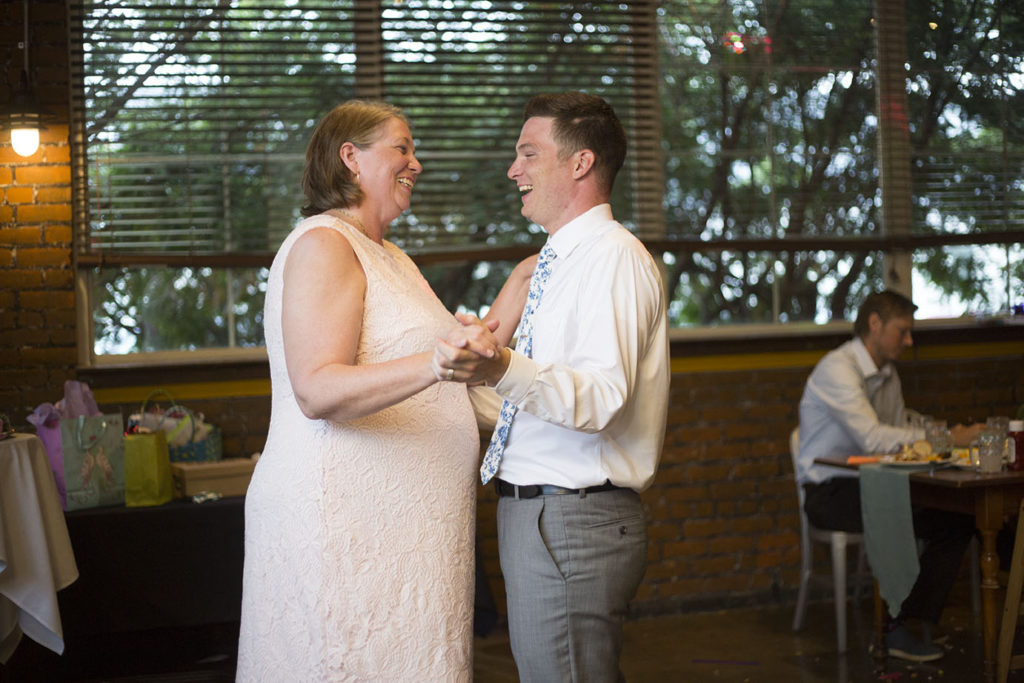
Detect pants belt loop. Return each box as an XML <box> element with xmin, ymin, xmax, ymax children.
<box><xmin>578</xmin><ymin>488</ymin><xmax>587</xmax><ymax>499</ymax></box>
<box><xmin>514</xmin><ymin>484</ymin><xmax>521</xmax><ymax>501</ymax></box>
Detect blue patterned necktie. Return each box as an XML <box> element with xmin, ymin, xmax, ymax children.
<box><xmin>480</xmin><ymin>242</ymin><xmax>558</xmax><ymax>484</ymax></box>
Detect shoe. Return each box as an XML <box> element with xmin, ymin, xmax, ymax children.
<box><xmin>885</xmin><ymin>625</ymin><xmax>944</xmax><ymax>663</ymax></box>
<box><xmin>919</xmin><ymin>621</ymin><xmax>949</xmax><ymax>646</ymax></box>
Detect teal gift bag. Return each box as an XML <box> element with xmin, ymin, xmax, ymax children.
<box><xmin>60</xmin><ymin>414</ymin><xmax>126</xmax><ymax>511</ymax></box>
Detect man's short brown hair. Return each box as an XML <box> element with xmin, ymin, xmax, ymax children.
<box><xmin>853</xmin><ymin>290</ymin><xmax>918</xmax><ymax>337</ymax></box>
<box><xmin>522</xmin><ymin>91</ymin><xmax>626</xmax><ymax>195</ymax></box>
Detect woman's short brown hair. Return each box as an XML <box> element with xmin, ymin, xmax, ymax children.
<box><xmin>300</xmin><ymin>100</ymin><xmax>408</xmax><ymax>217</ymax></box>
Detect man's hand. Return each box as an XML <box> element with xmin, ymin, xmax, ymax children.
<box><xmin>951</xmin><ymin>422</ymin><xmax>984</xmax><ymax>448</ymax></box>
<box><xmin>432</xmin><ymin>313</ymin><xmax>511</xmax><ymax>385</ymax></box>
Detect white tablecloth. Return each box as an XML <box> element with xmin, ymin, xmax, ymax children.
<box><xmin>0</xmin><ymin>433</ymin><xmax>79</xmax><ymax>662</ymax></box>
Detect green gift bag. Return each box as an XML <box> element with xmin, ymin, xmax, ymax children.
<box><xmin>61</xmin><ymin>414</ymin><xmax>126</xmax><ymax>511</ymax></box>
<box><xmin>125</xmin><ymin>430</ymin><xmax>173</xmax><ymax>507</ymax></box>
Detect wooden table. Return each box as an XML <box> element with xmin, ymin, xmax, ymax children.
<box><xmin>815</xmin><ymin>456</ymin><xmax>1024</xmax><ymax>683</ymax></box>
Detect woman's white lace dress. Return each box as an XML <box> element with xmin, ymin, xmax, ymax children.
<box><xmin>237</xmin><ymin>215</ymin><xmax>479</xmax><ymax>681</ymax></box>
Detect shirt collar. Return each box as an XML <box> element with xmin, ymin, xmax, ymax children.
<box><xmin>851</xmin><ymin>336</ymin><xmax>892</xmax><ymax>379</ymax></box>
<box><xmin>545</xmin><ymin>203</ymin><xmax>614</xmax><ymax>260</ymax></box>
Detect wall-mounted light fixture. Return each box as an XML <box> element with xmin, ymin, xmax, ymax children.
<box><xmin>5</xmin><ymin>0</ymin><xmax>51</xmax><ymax>157</ymax></box>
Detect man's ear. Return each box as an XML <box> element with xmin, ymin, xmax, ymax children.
<box><xmin>572</xmin><ymin>149</ymin><xmax>596</xmax><ymax>180</ymax></box>
<box><xmin>868</xmin><ymin>311</ymin><xmax>883</xmax><ymax>335</ymax></box>
<box><xmin>339</xmin><ymin>142</ymin><xmax>359</xmax><ymax>176</ymax></box>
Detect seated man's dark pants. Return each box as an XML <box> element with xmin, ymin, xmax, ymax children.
<box><xmin>803</xmin><ymin>476</ymin><xmax>975</xmax><ymax>625</ymax></box>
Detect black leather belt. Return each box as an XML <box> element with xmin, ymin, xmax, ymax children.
<box><xmin>494</xmin><ymin>479</ymin><xmax>623</xmax><ymax>499</ymax></box>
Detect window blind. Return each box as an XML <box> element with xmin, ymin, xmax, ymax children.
<box><xmin>68</xmin><ymin>0</ymin><xmax>663</xmax><ymax>265</ymax></box>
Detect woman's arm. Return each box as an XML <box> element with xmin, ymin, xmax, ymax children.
<box><xmin>482</xmin><ymin>253</ymin><xmax>537</xmax><ymax>346</ymax></box>
<box><xmin>281</xmin><ymin>227</ymin><xmax>439</xmax><ymax>422</ymax></box>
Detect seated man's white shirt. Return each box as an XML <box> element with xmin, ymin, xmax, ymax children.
<box><xmin>797</xmin><ymin>336</ymin><xmax>924</xmax><ymax>485</ymax></box>
<box><xmin>493</xmin><ymin>204</ymin><xmax>670</xmax><ymax>492</ymax></box>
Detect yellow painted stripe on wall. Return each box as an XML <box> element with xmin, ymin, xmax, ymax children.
<box><xmin>90</xmin><ymin>341</ymin><xmax>1021</xmax><ymax>400</ymax></box>
<box><xmin>671</xmin><ymin>340</ymin><xmax>1024</xmax><ymax>374</ymax></box>
<box><xmin>93</xmin><ymin>379</ymin><xmax>272</xmax><ymax>405</ymax></box>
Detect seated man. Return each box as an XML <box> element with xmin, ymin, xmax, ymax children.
<box><xmin>796</xmin><ymin>289</ymin><xmax>981</xmax><ymax>662</ymax></box>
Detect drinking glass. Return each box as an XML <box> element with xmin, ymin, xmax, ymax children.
<box><xmin>925</xmin><ymin>421</ymin><xmax>952</xmax><ymax>459</ymax></box>
<box><xmin>977</xmin><ymin>431</ymin><xmax>1004</xmax><ymax>474</ymax></box>
<box><xmin>988</xmin><ymin>416</ymin><xmax>1011</xmax><ymax>460</ymax></box>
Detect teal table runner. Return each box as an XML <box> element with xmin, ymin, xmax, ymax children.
<box><xmin>859</xmin><ymin>463</ymin><xmax>920</xmax><ymax>618</ymax></box>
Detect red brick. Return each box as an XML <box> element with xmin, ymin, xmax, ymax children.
<box><xmin>732</xmin><ymin>461</ymin><xmax>780</xmax><ymax>478</ymax></box>
<box><xmin>42</xmin><ymin>144</ymin><xmax>71</xmax><ymax>164</ymax></box>
<box><xmin>681</xmin><ymin>426</ymin><xmax>724</xmax><ymax>442</ymax></box>
<box><xmin>2</xmin><ymin>226</ymin><xmax>42</xmax><ymax>244</ymax></box>
<box><xmin>690</xmin><ymin>501</ymin><xmax>714</xmax><ymax>516</ymax></box>
<box><xmin>17</xmin><ymin>310</ymin><xmax>45</xmax><ymax>326</ymax></box>
<box><xmin>691</xmin><ymin>556</ymin><xmax>737</xmax><ymax>575</ymax></box>
<box><xmin>736</xmin><ymin>500</ymin><xmax>760</xmax><ymax>515</ymax></box>
<box><xmin>16</xmin><ymin>247</ymin><xmax>70</xmax><ymax>267</ymax></box>
<box><xmin>6</xmin><ymin>186</ymin><xmax>33</xmax><ymax>204</ymax></box>
<box><xmin>659</xmin><ymin>484</ymin><xmax>709</xmax><ymax>501</ymax></box>
<box><xmin>19</xmin><ymin>290</ymin><xmax>74</xmax><ymax>310</ymax></box>
<box><xmin>707</xmin><ymin>442</ymin><xmax>754</xmax><ymax>459</ymax></box>
<box><xmin>42</xmin><ymin>269</ymin><xmax>73</xmax><ymax>288</ymax></box>
<box><xmin>729</xmin><ymin>516</ymin><xmax>775</xmax><ymax>534</ymax></box>
<box><xmin>682</xmin><ymin>518</ymin><xmax>730</xmax><ymax>538</ymax></box>
<box><xmin>757</xmin><ymin>532</ymin><xmax>799</xmax><ymax>551</ymax></box>
<box><xmin>43</xmin><ymin>224</ymin><xmax>72</xmax><ymax>243</ymax></box>
<box><xmin>0</xmin><ymin>269</ymin><xmax>43</xmax><ymax>288</ymax></box>
<box><xmin>14</xmin><ymin>165</ymin><xmax>71</xmax><ymax>186</ymax></box>
<box><xmin>709</xmin><ymin>481</ymin><xmax>756</xmax><ymax>498</ymax></box>
<box><xmin>686</xmin><ymin>463</ymin><xmax>731</xmax><ymax>482</ymax></box>
<box><xmin>36</xmin><ymin>186</ymin><xmax>70</xmax><ymax>203</ymax></box>
<box><xmin>19</xmin><ymin>346</ymin><xmax>76</xmax><ymax>365</ymax></box>
<box><xmin>17</xmin><ymin>204</ymin><xmax>72</xmax><ymax>223</ymax></box>
<box><xmin>708</xmin><ymin>536</ymin><xmax>756</xmax><ymax>554</ymax></box>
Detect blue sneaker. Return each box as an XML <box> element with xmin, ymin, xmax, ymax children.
<box><xmin>885</xmin><ymin>625</ymin><xmax>944</xmax><ymax>663</ymax></box>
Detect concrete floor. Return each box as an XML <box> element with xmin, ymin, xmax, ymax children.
<box><xmin>474</xmin><ymin>581</ymin><xmax>1014</xmax><ymax>682</ymax></box>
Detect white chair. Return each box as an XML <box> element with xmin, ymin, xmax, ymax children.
<box><xmin>790</xmin><ymin>427</ymin><xmax>870</xmax><ymax>653</ymax></box>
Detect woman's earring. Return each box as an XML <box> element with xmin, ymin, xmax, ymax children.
<box><xmin>355</xmin><ymin>172</ymin><xmax>360</xmax><ymax>185</ymax></box>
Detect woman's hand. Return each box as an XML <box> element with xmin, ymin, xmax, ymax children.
<box><xmin>433</xmin><ymin>314</ymin><xmax>509</xmax><ymax>385</ymax></box>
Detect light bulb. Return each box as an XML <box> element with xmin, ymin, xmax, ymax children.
<box><xmin>11</xmin><ymin>126</ymin><xmax>39</xmax><ymax>157</ymax></box>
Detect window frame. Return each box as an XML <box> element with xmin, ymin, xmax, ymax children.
<box><xmin>69</xmin><ymin>0</ymin><xmax>1024</xmax><ymax>368</ymax></box>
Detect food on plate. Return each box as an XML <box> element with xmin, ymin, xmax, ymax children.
<box><xmin>893</xmin><ymin>439</ymin><xmax>945</xmax><ymax>462</ymax></box>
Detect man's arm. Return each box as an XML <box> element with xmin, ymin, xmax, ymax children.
<box><xmin>804</xmin><ymin>358</ymin><xmax>921</xmax><ymax>454</ymax></box>
<box><xmin>489</xmin><ymin>243</ymin><xmax>665</xmax><ymax>433</ymax></box>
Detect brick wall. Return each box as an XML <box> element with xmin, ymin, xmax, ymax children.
<box><xmin>4</xmin><ymin>7</ymin><xmax>1024</xmax><ymax>623</ymax></box>
<box><xmin>628</xmin><ymin>349</ymin><xmax>1023</xmax><ymax>617</ymax></box>
<box><xmin>0</xmin><ymin>0</ymin><xmax>74</xmax><ymax>420</ymax></box>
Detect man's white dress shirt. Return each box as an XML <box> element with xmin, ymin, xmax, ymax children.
<box><xmin>797</xmin><ymin>336</ymin><xmax>924</xmax><ymax>485</ymax></box>
<box><xmin>491</xmin><ymin>204</ymin><xmax>670</xmax><ymax>492</ymax></box>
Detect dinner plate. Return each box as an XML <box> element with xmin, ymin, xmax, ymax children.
<box><xmin>879</xmin><ymin>455</ymin><xmax>952</xmax><ymax>468</ymax></box>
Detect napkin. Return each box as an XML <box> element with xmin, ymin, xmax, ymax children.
<box><xmin>859</xmin><ymin>463</ymin><xmax>919</xmax><ymax>619</ymax></box>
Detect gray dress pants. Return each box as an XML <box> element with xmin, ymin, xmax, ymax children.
<box><xmin>497</xmin><ymin>487</ymin><xmax>648</xmax><ymax>683</ymax></box>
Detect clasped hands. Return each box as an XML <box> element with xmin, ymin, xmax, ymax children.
<box><xmin>432</xmin><ymin>313</ymin><xmax>510</xmax><ymax>386</ymax></box>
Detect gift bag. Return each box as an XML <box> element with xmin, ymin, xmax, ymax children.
<box><xmin>125</xmin><ymin>429</ymin><xmax>173</xmax><ymax>507</ymax></box>
<box><xmin>28</xmin><ymin>380</ymin><xmax>104</xmax><ymax>510</ymax></box>
<box><xmin>26</xmin><ymin>402</ymin><xmax>67</xmax><ymax>507</ymax></box>
<box><xmin>168</xmin><ymin>414</ymin><xmax>222</xmax><ymax>464</ymax></box>
<box><xmin>61</xmin><ymin>414</ymin><xmax>126</xmax><ymax>511</ymax></box>
<box><xmin>129</xmin><ymin>389</ymin><xmax>222</xmax><ymax>464</ymax></box>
